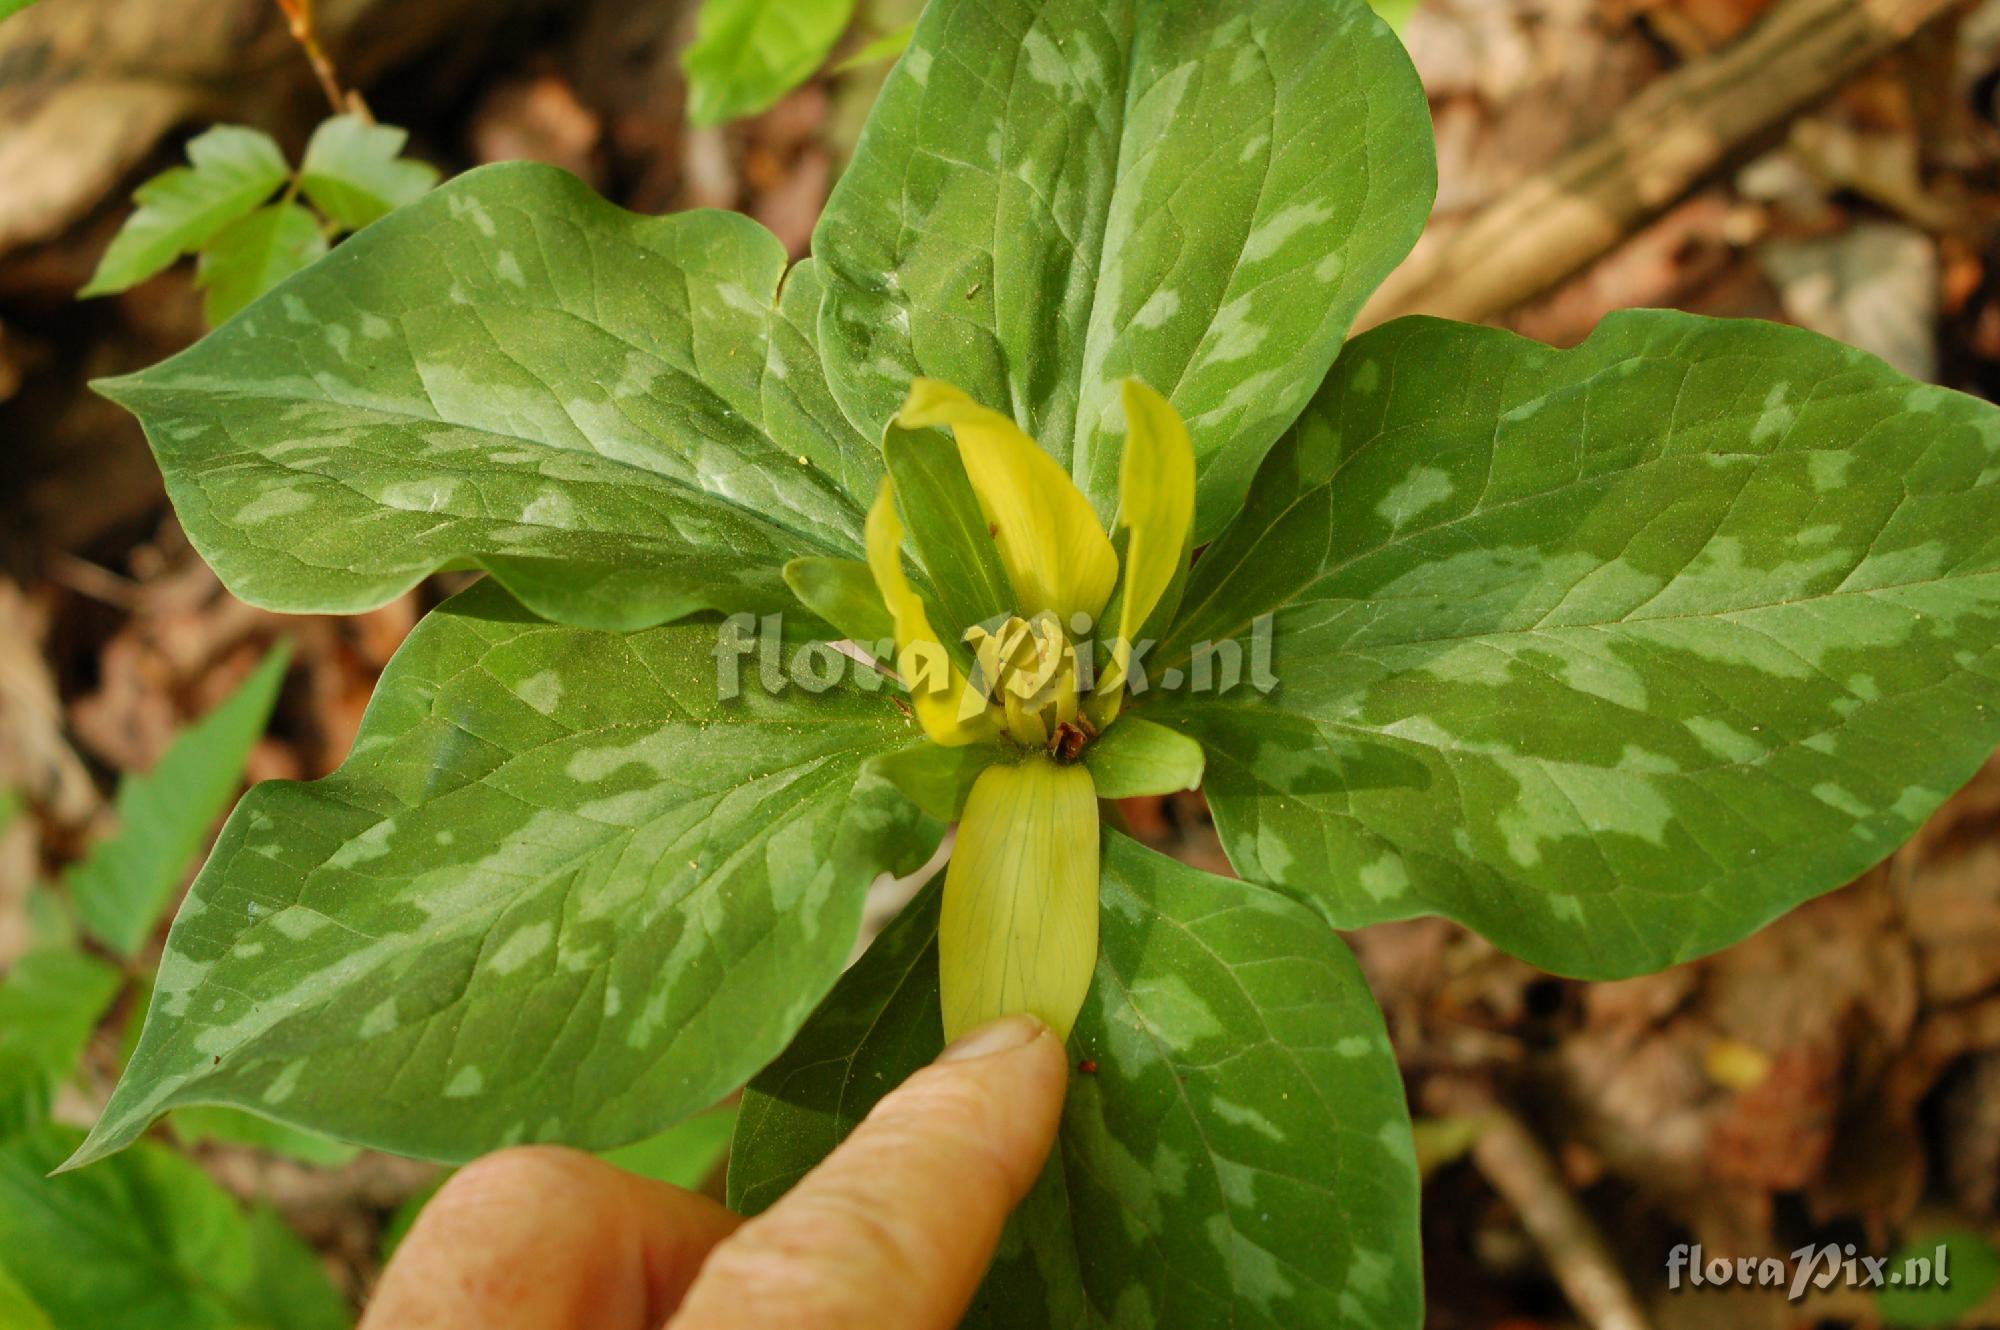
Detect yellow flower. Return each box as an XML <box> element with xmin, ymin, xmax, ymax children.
<box><xmin>864</xmin><ymin>377</ymin><xmax>1196</xmax><ymax>1040</ymax></box>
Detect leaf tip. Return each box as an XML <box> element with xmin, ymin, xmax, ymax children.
<box><xmin>89</xmin><ymin>372</ymin><xmax>147</xmax><ymax>409</ymax></box>
<box><xmin>50</xmin><ymin>1128</ymin><xmax>119</xmax><ymax>1176</ymax></box>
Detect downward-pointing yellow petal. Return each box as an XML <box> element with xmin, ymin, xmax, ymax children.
<box><xmin>865</xmin><ymin>478</ymin><xmax>994</xmax><ymax>747</ymax></box>
<box><xmin>898</xmin><ymin>379</ymin><xmax>1117</xmax><ymax>624</ymax></box>
<box><xmin>939</xmin><ymin>756</ymin><xmax>1099</xmax><ymax>1040</ymax></box>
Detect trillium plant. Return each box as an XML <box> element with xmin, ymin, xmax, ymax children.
<box><xmin>73</xmin><ymin>0</ymin><xmax>2000</xmax><ymax>1322</ymax></box>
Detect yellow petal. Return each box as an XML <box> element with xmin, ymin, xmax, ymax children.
<box><xmin>898</xmin><ymin>379</ymin><xmax>1117</xmax><ymax>624</ymax></box>
<box><xmin>1094</xmin><ymin>379</ymin><xmax>1196</xmax><ymax>718</ymax></box>
<box><xmin>865</xmin><ymin>478</ymin><xmax>994</xmax><ymax>746</ymax></box>
<box><xmin>939</xmin><ymin>756</ymin><xmax>1099</xmax><ymax>1040</ymax></box>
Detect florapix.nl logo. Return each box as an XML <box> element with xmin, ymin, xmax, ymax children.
<box><xmin>712</xmin><ymin>610</ymin><xmax>1278</xmax><ymax>704</ymax></box>
<box><xmin>1667</xmin><ymin>1242</ymin><xmax>1957</xmax><ymax>1303</ymax></box>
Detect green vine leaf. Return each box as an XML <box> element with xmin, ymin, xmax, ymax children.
<box><xmin>298</xmin><ymin>115</ymin><xmax>440</xmax><ymax>231</ymax></box>
<box><xmin>195</xmin><ymin>203</ymin><xmax>329</xmax><ymax>325</ymax></box>
<box><xmin>67</xmin><ymin>644</ymin><xmax>289</xmax><ymax>958</ymax></box>
<box><xmin>96</xmin><ymin>162</ymin><xmax>879</xmax><ymax>632</ymax></box>
<box><xmin>0</xmin><ymin>1125</ymin><xmax>349</xmax><ymax>1330</ymax></box>
<box><xmin>1159</xmin><ymin>311</ymin><xmax>2000</xmax><ymax>977</ymax></box>
<box><xmin>81</xmin><ymin>126</ymin><xmax>290</xmax><ymax>298</ymax></box>
<box><xmin>68</xmin><ymin>580</ymin><xmax>932</xmax><ymax>1170</ymax></box>
<box><xmin>682</xmin><ymin>0</ymin><xmax>859</xmax><ymax>128</ymax></box>
<box><xmin>813</xmin><ymin>0</ymin><xmax>1436</xmax><ymax>541</ymax></box>
<box><xmin>732</xmin><ymin>835</ymin><xmax>1421</xmax><ymax>1328</ymax></box>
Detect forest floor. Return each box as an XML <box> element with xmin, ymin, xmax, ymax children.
<box><xmin>4</xmin><ymin>0</ymin><xmax>2000</xmax><ymax>1326</ymax></box>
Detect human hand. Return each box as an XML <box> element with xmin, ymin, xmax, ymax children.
<box><xmin>357</xmin><ymin>1014</ymin><xmax>1069</xmax><ymax>1329</ymax></box>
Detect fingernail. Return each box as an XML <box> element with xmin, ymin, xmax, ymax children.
<box><xmin>937</xmin><ymin>1014</ymin><xmax>1047</xmax><ymax>1064</ymax></box>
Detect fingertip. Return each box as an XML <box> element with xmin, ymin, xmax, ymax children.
<box><xmin>668</xmin><ymin>1014</ymin><xmax>1072</xmax><ymax>1330</ymax></box>
<box><xmin>935</xmin><ymin>1012</ymin><xmax>1053</xmax><ymax>1064</ymax></box>
<box><xmin>361</xmin><ymin>1145</ymin><xmax>738</xmax><ymax>1329</ymax></box>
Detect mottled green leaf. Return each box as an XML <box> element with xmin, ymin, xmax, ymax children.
<box><xmin>82</xmin><ymin>126</ymin><xmax>290</xmax><ymax>297</ymax></box>
<box><xmin>765</xmin><ymin>260</ymin><xmax>883</xmax><ymax>503</ymax></box>
<box><xmin>0</xmin><ymin>0</ymin><xmax>43</xmax><ymax>23</ymax></box>
<box><xmin>682</xmin><ymin>0</ymin><xmax>858</xmax><ymax>127</ymax></box>
<box><xmin>298</xmin><ymin>115</ymin><xmax>439</xmax><ymax>231</ymax></box>
<box><xmin>0</xmin><ymin>1124</ymin><xmax>348</xmax><ymax>1330</ymax></box>
<box><xmin>1162</xmin><ymin>311</ymin><xmax>2000</xmax><ymax>977</ymax></box>
<box><xmin>0</xmin><ymin>948</ymin><xmax>123</xmax><ymax>1137</ymax></box>
<box><xmin>732</xmin><ymin>835</ymin><xmax>1420</xmax><ymax>1328</ymax></box>
<box><xmin>1083</xmin><ymin>715</ymin><xmax>1202</xmax><ymax>798</ymax></box>
<box><xmin>70</xmin><ymin>580</ymin><xmax>928</xmax><ymax>1169</ymax></box>
<box><xmin>96</xmin><ymin>163</ymin><xmax>877</xmax><ymax>632</ymax></box>
<box><xmin>814</xmin><ymin>0</ymin><xmax>1435</xmax><ymax>539</ymax></box>
<box><xmin>68</xmin><ymin>645</ymin><xmax>289</xmax><ymax>958</ymax></box>
<box><xmin>195</xmin><ymin>203</ymin><xmax>328</xmax><ymax>325</ymax></box>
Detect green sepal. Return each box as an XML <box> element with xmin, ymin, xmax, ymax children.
<box><xmin>1082</xmin><ymin>715</ymin><xmax>1202</xmax><ymax>798</ymax></box>
<box><xmin>883</xmin><ymin>421</ymin><xmax>1015</xmax><ymax>641</ymax></box>
<box><xmin>783</xmin><ymin>556</ymin><xmax>893</xmax><ymax>646</ymax></box>
<box><xmin>869</xmin><ymin>739</ymin><xmax>1006</xmax><ymax>821</ymax></box>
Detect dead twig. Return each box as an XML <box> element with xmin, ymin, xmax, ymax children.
<box><xmin>273</xmin><ymin>0</ymin><xmax>370</xmax><ymax>122</ymax></box>
<box><xmin>1363</xmin><ymin>0</ymin><xmax>1970</xmax><ymax>327</ymax></box>
<box><xmin>1437</xmin><ymin>1084</ymin><xmax>1656</xmax><ymax>1330</ymax></box>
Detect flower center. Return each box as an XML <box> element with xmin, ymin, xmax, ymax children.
<box><xmin>964</xmin><ymin>612</ymin><xmax>1092</xmax><ymax>754</ymax></box>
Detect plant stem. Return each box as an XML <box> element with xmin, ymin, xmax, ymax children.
<box><xmin>272</xmin><ymin>0</ymin><xmax>371</xmax><ymax>122</ymax></box>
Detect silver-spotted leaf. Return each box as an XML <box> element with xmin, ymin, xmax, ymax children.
<box><xmin>1161</xmin><ymin>311</ymin><xmax>2000</xmax><ymax>978</ymax></box>
<box><xmin>731</xmin><ymin>835</ymin><xmax>1421</xmax><ymax>1328</ymax></box>
<box><xmin>69</xmin><ymin>580</ymin><xmax>932</xmax><ymax>1169</ymax></box>
<box><xmin>813</xmin><ymin>0</ymin><xmax>1435</xmax><ymax>540</ymax></box>
<box><xmin>97</xmin><ymin>162</ymin><xmax>879</xmax><ymax>632</ymax></box>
